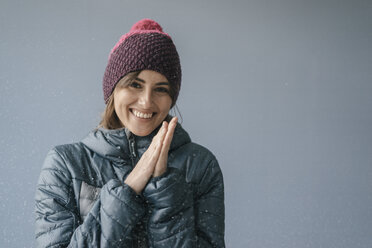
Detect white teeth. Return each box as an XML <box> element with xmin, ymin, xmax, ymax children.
<box><xmin>133</xmin><ymin>110</ymin><xmax>153</xmax><ymax>119</ymax></box>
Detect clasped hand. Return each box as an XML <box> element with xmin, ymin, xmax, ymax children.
<box><xmin>124</xmin><ymin>117</ymin><xmax>178</xmax><ymax>194</ymax></box>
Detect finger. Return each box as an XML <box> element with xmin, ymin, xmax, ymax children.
<box><xmin>153</xmin><ymin>118</ymin><xmax>177</xmax><ymax>177</ymax></box>
<box><xmin>153</xmin><ymin>119</ymin><xmax>176</xmax><ymax>177</ymax></box>
<box><xmin>154</xmin><ymin>130</ymin><xmax>172</xmax><ymax>177</ymax></box>
<box><xmin>149</xmin><ymin>122</ymin><xmax>168</xmax><ymax>160</ymax></box>
<box><xmin>139</xmin><ymin>122</ymin><xmax>167</xmax><ymax>173</ymax></box>
<box><xmin>157</xmin><ymin>121</ymin><xmax>168</xmax><ymax>146</ymax></box>
<box><xmin>148</xmin><ymin>121</ymin><xmax>168</xmax><ymax>151</ymax></box>
<box><xmin>162</xmin><ymin>117</ymin><xmax>178</xmax><ymax>151</ymax></box>
<box><xmin>153</xmin><ymin>153</ymin><xmax>167</xmax><ymax>177</ymax></box>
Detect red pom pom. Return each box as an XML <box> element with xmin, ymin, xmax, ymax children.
<box><xmin>130</xmin><ymin>19</ymin><xmax>163</xmax><ymax>32</ymax></box>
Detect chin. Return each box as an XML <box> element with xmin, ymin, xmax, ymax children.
<box><xmin>132</xmin><ymin>130</ymin><xmax>152</xmax><ymax>137</ymax></box>
<box><xmin>129</xmin><ymin>126</ymin><xmax>155</xmax><ymax>137</ymax></box>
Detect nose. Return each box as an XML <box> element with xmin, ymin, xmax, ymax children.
<box><xmin>137</xmin><ymin>89</ymin><xmax>153</xmax><ymax>109</ymax></box>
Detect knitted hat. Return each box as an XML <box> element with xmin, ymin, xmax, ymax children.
<box><xmin>102</xmin><ymin>19</ymin><xmax>181</xmax><ymax>105</ymax></box>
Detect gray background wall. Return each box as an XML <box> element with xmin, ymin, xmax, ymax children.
<box><xmin>1</xmin><ymin>0</ymin><xmax>371</xmax><ymax>247</ymax></box>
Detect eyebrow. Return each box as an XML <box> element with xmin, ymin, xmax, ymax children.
<box><xmin>135</xmin><ymin>77</ymin><xmax>169</xmax><ymax>86</ymax></box>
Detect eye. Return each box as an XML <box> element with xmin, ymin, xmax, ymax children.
<box><xmin>155</xmin><ymin>87</ymin><xmax>169</xmax><ymax>94</ymax></box>
<box><xmin>129</xmin><ymin>81</ymin><xmax>141</xmax><ymax>89</ymax></box>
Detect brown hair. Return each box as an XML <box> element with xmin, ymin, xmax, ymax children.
<box><xmin>98</xmin><ymin>70</ymin><xmax>178</xmax><ymax>130</ymax></box>
<box><xmin>98</xmin><ymin>71</ymin><xmax>140</xmax><ymax>129</ymax></box>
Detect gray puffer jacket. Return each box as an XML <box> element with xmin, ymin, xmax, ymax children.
<box><xmin>35</xmin><ymin>122</ymin><xmax>225</xmax><ymax>247</ymax></box>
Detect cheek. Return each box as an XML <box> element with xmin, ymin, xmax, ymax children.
<box><xmin>113</xmin><ymin>98</ymin><xmax>128</xmax><ymax>121</ymax></box>
<box><xmin>113</xmin><ymin>93</ymin><xmax>121</xmax><ymax>112</ymax></box>
<box><xmin>114</xmin><ymin>90</ymin><xmax>132</xmax><ymax>110</ymax></box>
<box><xmin>159</xmin><ymin>98</ymin><xmax>172</xmax><ymax>112</ymax></box>
<box><xmin>113</xmin><ymin>102</ymin><xmax>121</xmax><ymax>117</ymax></box>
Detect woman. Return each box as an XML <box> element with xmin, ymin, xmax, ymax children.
<box><xmin>35</xmin><ymin>19</ymin><xmax>225</xmax><ymax>247</ymax></box>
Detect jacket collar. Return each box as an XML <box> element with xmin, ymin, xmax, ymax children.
<box><xmin>81</xmin><ymin>117</ymin><xmax>191</xmax><ymax>163</ymax></box>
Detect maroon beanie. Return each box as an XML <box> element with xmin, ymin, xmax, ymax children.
<box><xmin>102</xmin><ymin>19</ymin><xmax>181</xmax><ymax>104</ymax></box>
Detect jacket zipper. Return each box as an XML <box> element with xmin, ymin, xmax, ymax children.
<box><xmin>128</xmin><ymin>134</ymin><xmax>150</xmax><ymax>247</ymax></box>
<box><xmin>128</xmin><ymin>135</ymin><xmax>137</xmax><ymax>166</ymax></box>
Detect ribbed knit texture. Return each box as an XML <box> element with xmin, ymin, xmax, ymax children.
<box><xmin>102</xmin><ymin>19</ymin><xmax>181</xmax><ymax>104</ymax></box>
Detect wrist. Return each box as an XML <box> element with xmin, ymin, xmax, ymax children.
<box><xmin>124</xmin><ymin>176</ymin><xmax>142</xmax><ymax>195</ymax></box>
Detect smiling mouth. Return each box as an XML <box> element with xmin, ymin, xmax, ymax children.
<box><xmin>131</xmin><ymin>109</ymin><xmax>156</xmax><ymax>119</ymax></box>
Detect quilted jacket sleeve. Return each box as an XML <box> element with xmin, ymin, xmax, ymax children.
<box><xmin>143</xmin><ymin>158</ymin><xmax>225</xmax><ymax>248</ymax></box>
<box><xmin>194</xmin><ymin>158</ymin><xmax>225</xmax><ymax>247</ymax></box>
<box><xmin>143</xmin><ymin>167</ymin><xmax>196</xmax><ymax>247</ymax></box>
<box><xmin>35</xmin><ymin>148</ymin><xmax>145</xmax><ymax>247</ymax></box>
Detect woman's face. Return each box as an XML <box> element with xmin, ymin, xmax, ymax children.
<box><xmin>114</xmin><ymin>70</ymin><xmax>172</xmax><ymax>136</ymax></box>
